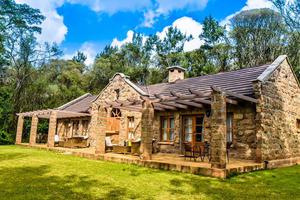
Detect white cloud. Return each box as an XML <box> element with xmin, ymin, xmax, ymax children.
<box><xmin>111</xmin><ymin>30</ymin><xmax>135</xmax><ymax>48</ymax></box>
<box><xmin>66</xmin><ymin>0</ymin><xmax>152</xmax><ymax>14</ymax></box>
<box><xmin>156</xmin><ymin>17</ymin><xmax>204</xmax><ymax>52</ymax></box>
<box><xmin>15</xmin><ymin>0</ymin><xmax>67</xmax><ymax>44</ymax></box>
<box><xmin>64</xmin><ymin>42</ymin><xmax>99</xmax><ymax>66</ymax></box>
<box><xmin>142</xmin><ymin>0</ymin><xmax>208</xmax><ymax>27</ymax></box>
<box><xmin>113</xmin><ymin>17</ymin><xmax>204</xmax><ymax>52</ymax></box>
<box><xmin>220</xmin><ymin>0</ymin><xmax>274</xmax><ymax>27</ymax></box>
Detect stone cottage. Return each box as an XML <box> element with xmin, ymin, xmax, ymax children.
<box><xmin>15</xmin><ymin>55</ymin><xmax>300</xmax><ymax>170</ymax></box>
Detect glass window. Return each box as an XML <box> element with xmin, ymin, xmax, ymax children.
<box><xmin>227</xmin><ymin>113</ymin><xmax>233</xmax><ymax>143</ymax></box>
<box><xmin>160</xmin><ymin>117</ymin><xmax>175</xmax><ymax>142</ymax></box>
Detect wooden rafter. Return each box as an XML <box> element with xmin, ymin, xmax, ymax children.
<box><xmin>153</xmin><ymin>103</ymin><xmax>177</xmax><ymax>110</ymax></box>
<box><xmin>175</xmin><ymin>100</ymin><xmax>203</xmax><ymax>108</ymax></box>
<box><xmin>193</xmin><ymin>98</ymin><xmax>212</xmax><ymax>105</ymax></box>
<box><xmin>211</xmin><ymin>86</ymin><xmax>258</xmax><ymax>103</ymax></box>
<box><xmin>160</xmin><ymin>101</ymin><xmax>188</xmax><ymax>109</ymax></box>
<box><xmin>170</xmin><ymin>91</ymin><xmax>197</xmax><ymax>100</ymax></box>
<box><xmin>226</xmin><ymin>98</ymin><xmax>238</xmax><ymax>105</ymax></box>
<box><xmin>188</xmin><ymin>89</ymin><xmax>210</xmax><ymax>98</ymax></box>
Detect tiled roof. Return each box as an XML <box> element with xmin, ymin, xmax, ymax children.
<box><xmin>58</xmin><ymin>93</ymin><xmax>97</xmax><ymax>113</ymax></box>
<box><xmin>58</xmin><ymin>64</ymin><xmax>270</xmax><ymax>113</ymax></box>
<box><xmin>140</xmin><ymin>65</ymin><xmax>270</xmax><ymax>98</ymax></box>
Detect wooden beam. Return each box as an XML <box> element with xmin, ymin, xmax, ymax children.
<box><xmin>153</xmin><ymin>103</ymin><xmax>177</xmax><ymax>110</ymax></box>
<box><xmin>175</xmin><ymin>100</ymin><xmax>203</xmax><ymax>108</ymax></box>
<box><xmin>211</xmin><ymin>86</ymin><xmax>258</xmax><ymax>103</ymax></box>
<box><xmin>226</xmin><ymin>98</ymin><xmax>238</xmax><ymax>105</ymax></box>
<box><xmin>193</xmin><ymin>98</ymin><xmax>211</xmax><ymax>105</ymax></box>
<box><xmin>161</xmin><ymin>102</ymin><xmax>188</xmax><ymax>109</ymax></box>
<box><xmin>188</xmin><ymin>89</ymin><xmax>210</xmax><ymax>98</ymax></box>
<box><xmin>153</xmin><ymin>106</ymin><xmax>165</xmax><ymax>111</ymax></box>
<box><xmin>170</xmin><ymin>91</ymin><xmax>197</xmax><ymax>100</ymax></box>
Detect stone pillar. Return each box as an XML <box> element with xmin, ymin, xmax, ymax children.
<box><xmin>29</xmin><ymin>115</ymin><xmax>39</xmax><ymax>145</ymax></box>
<box><xmin>210</xmin><ymin>90</ymin><xmax>227</xmax><ymax>168</ymax></box>
<box><xmin>47</xmin><ymin>111</ymin><xmax>57</xmax><ymax>147</ymax></box>
<box><xmin>79</xmin><ymin>120</ymin><xmax>83</xmax><ymax>135</ymax></box>
<box><xmin>15</xmin><ymin>114</ymin><xmax>24</xmax><ymax>144</ymax></box>
<box><xmin>95</xmin><ymin>105</ymin><xmax>107</xmax><ymax>154</ymax></box>
<box><xmin>253</xmin><ymin>80</ymin><xmax>263</xmax><ymax>162</ymax></box>
<box><xmin>140</xmin><ymin>99</ymin><xmax>155</xmax><ymax>160</ymax></box>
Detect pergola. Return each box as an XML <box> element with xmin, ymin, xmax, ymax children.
<box><xmin>15</xmin><ymin>109</ymin><xmax>91</xmax><ymax>147</ymax></box>
<box><xmin>102</xmin><ymin>86</ymin><xmax>258</xmax><ymax>168</ymax></box>
<box><xmin>104</xmin><ymin>86</ymin><xmax>258</xmax><ymax>112</ymax></box>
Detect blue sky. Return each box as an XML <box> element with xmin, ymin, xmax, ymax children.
<box><xmin>16</xmin><ymin>0</ymin><xmax>273</xmax><ymax>64</ymax></box>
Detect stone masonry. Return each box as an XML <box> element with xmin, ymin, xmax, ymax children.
<box><xmin>47</xmin><ymin>111</ymin><xmax>57</xmax><ymax>147</ymax></box>
<box><xmin>210</xmin><ymin>90</ymin><xmax>227</xmax><ymax>168</ymax></box>
<box><xmin>15</xmin><ymin>114</ymin><xmax>24</xmax><ymax>144</ymax></box>
<box><xmin>254</xmin><ymin>59</ymin><xmax>300</xmax><ymax>161</ymax></box>
<box><xmin>29</xmin><ymin>115</ymin><xmax>39</xmax><ymax>145</ymax></box>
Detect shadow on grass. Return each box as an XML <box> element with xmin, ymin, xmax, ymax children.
<box><xmin>167</xmin><ymin>166</ymin><xmax>300</xmax><ymax>199</ymax></box>
<box><xmin>0</xmin><ymin>165</ymin><xmax>130</xmax><ymax>200</ymax></box>
<box><xmin>0</xmin><ymin>152</ymin><xmax>28</xmax><ymax>162</ymax></box>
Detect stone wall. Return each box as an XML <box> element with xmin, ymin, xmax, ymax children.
<box><xmin>89</xmin><ymin>74</ymin><xmax>142</xmax><ymax>147</ymax></box>
<box><xmin>254</xmin><ymin>59</ymin><xmax>300</xmax><ymax>161</ymax></box>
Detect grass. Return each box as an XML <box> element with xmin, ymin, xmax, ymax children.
<box><xmin>0</xmin><ymin>146</ymin><xmax>299</xmax><ymax>200</ymax></box>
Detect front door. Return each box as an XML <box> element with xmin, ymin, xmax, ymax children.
<box><xmin>183</xmin><ymin>115</ymin><xmax>204</xmax><ymax>146</ymax></box>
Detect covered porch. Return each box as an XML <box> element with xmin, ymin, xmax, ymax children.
<box><xmin>100</xmin><ymin>85</ymin><xmax>260</xmax><ymax>170</ymax></box>
<box><xmin>16</xmin><ymin>109</ymin><xmax>91</xmax><ymax>147</ymax></box>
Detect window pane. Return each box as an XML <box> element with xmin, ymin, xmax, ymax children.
<box><xmin>163</xmin><ymin>119</ymin><xmax>168</xmax><ymax>128</ymax></box>
<box><xmin>185</xmin><ymin>133</ymin><xmax>192</xmax><ymax>142</ymax></box>
<box><xmin>163</xmin><ymin>129</ymin><xmax>167</xmax><ymax>141</ymax></box>
<box><xmin>196</xmin><ymin>116</ymin><xmax>203</xmax><ymax>125</ymax></box>
<box><xmin>196</xmin><ymin>126</ymin><xmax>203</xmax><ymax>133</ymax></box>
<box><xmin>169</xmin><ymin>130</ymin><xmax>174</xmax><ymax>141</ymax></box>
<box><xmin>226</xmin><ymin>113</ymin><xmax>233</xmax><ymax>142</ymax></box>
<box><xmin>170</xmin><ymin>118</ymin><xmax>175</xmax><ymax>128</ymax></box>
<box><xmin>195</xmin><ymin>133</ymin><xmax>202</xmax><ymax>142</ymax></box>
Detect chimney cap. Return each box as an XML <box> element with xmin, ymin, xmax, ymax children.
<box><xmin>167</xmin><ymin>66</ymin><xmax>186</xmax><ymax>72</ymax></box>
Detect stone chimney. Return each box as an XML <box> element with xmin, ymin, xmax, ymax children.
<box><xmin>167</xmin><ymin>66</ymin><xmax>186</xmax><ymax>83</ymax></box>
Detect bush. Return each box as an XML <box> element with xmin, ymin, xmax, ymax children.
<box><xmin>0</xmin><ymin>130</ymin><xmax>14</xmax><ymax>145</ymax></box>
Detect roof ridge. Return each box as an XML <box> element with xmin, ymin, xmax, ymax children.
<box><xmin>57</xmin><ymin>93</ymin><xmax>92</xmax><ymax>110</ymax></box>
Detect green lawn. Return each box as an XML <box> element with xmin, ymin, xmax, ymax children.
<box><xmin>0</xmin><ymin>146</ymin><xmax>299</xmax><ymax>200</ymax></box>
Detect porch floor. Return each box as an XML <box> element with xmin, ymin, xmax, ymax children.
<box><xmin>19</xmin><ymin>143</ymin><xmax>264</xmax><ymax>178</ymax></box>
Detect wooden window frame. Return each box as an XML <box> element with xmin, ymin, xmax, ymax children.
<box><xmin>127</xmin><ymin>116</ymin><xmax>135</xmax><ymax>139</ymax></box>
<box><xmin>183</xmin><ymin>115</ymin><xmax>204</xmax><ymax>144</ymax></box>
<box><xmin>160</xmin><ymin>116</ymin><xmax>175</xmax><ymax>142</ymax></box>
<box><xmin>226</xmin><ymin>112</ymin><xmax>233</xmax><ymax>143</ymax></box>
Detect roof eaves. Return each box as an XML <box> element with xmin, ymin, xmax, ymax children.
<box><xmin>57</xmin><ymin>93</ymin><xmax>92</xmax><ymax>110</ymax></box>
<box><xmin>257</xmin><ymin>55</ymin><xmax>287</xmax><ymax>82</ymax></box>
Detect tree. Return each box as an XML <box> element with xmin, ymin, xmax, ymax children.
<box><xmin>271</xmin><ymin>0</ymin><xmax>300</xmax><ymax>80</ymax></box>
<box><xmin>72</xmin><ymin>51</ymin><xmax>87</xmax><ymax>64</ymax></box>
<box><xmin>200</xmin><ymin>16</ymin><xmax>232</xmax><ymax>72</ymax></box>
<box><xmin>230</xmin><ymin>8</ymin><xmax>286</xmax><ymax>69</ymax></box>
<box><xmin>200</xmin><ymin>16</ymin><xmax>225</xmax><ymax>47</ymax></box>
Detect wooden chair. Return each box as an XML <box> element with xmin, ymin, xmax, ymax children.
<box><xmin>183</xmin><ymin>143</ymin><xmax>195</xmax><ymax>161</ymax></box>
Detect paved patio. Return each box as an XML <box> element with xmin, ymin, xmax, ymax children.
<box><xmin>18</xmin><ymin>143</ymin><xmax>266</xmax><ymax>178</ymax></box>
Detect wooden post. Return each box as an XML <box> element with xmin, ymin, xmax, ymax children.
<box><xmin>141</xmin><ymin>99</ymin><xmax>155</xmax><ymax>160</ymax></box>
<box><xmin>29</xmin><ymin>115</ymin><xmax>39</xmax><ymax>145</ymax></box>
<box><xmin>95</xmin><ymin>105</ymin><xmax>107</xmax><ymax>154</ymax></box>
<box><xmin>210</xmin><ymin>90</ymin><xmax>227</xmax><ymax>168</ymax></box>
<box><xmin>15</xmin><ymin>114</ymin><xmax>24</xmax><ymax>144</ymax></box>
<box><xmin>47</xmin><ymin>111</ymin><xmax>57</xmax><ymax>147</ymax></box>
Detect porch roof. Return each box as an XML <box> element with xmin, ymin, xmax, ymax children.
<box><xmin>17</xmin><ymin>109</ymin><xmax>91</xmax><ymax>119</ymax></box>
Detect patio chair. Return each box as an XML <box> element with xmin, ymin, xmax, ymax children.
<box><xmin>183</xmin><ymin>143</ymin><xmax>197</xmax><ymax>161</ymax></box>
<box><xmin>105</xmin><ymin>136</ymin><xmax>116</xmax><ymax>152</ymax></box>
<box><xmin>226</xmin><ymin>142</ymin><xmax>233</xmax><ymax>163</ymax></box>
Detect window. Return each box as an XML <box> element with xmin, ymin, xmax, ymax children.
<box><xmin>297</xmin><ymin>119</ymin><xmax>300</xmax><ymax>129</ymax></box>
<box><xmin>82</xmin><ymin>120</ymin><xmax>89</xmax><ymax>135</ymax></box>
<box><xmin>127</xmin><ymin>117</ymin><xmax>135</xmax><ymax>139</ymax></box>
<box><xmin>111</xmin><ymin>108</ymin><xmax>122</xmax><ymax>117</ymax></box>
<box><xmin>183</xmin><ymin>115</ymin><xmax>204</xmax><ymax>143</ymax></box>
<box><xmin>226</xmin><ymin>113</ymin><xmax>233</xmax><ymax>143</ymax></box>
<box><xmin>72</xmin><ymin>120</ymin><xmax>79</xmax><ymax>136</ymax></box>
<box><xmin>161</xmin><ymin>117</ymin><xmax>175</xmax><ymax>142</ymax></box>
